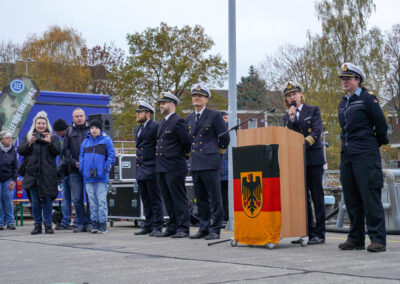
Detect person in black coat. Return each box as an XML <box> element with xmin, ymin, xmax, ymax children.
<box><xmin>337</xmin><ymin>63</ymin><xmax>388</xmax><ymax>253</ymax></box>
<box><xmin>133</xmin><ymin>101</ymin><xmax>164</xmax><ymax>237</ymax></box>
<box><xmin>17</xmin><ymin>111</ymin><xmax>61</xmax><ymax>235</ymax></box>
<box><xmin>155</xmin><ymin>92</ymin><xmax>191</xmax><ymax>238</ymax></box>
<box><xmin>0</xmin><ymin>131</ymin><xmax>17</xmax><ymax>230</ymax></box>
<box><xmin>282</xmin><ymin>81</ymin><xmax>326</xmax><ymax>245</ymax></box>
<box><xmin>186</xmin><ymin>83</ymin><xmax>230</xmax><ymax>240</ymax></box>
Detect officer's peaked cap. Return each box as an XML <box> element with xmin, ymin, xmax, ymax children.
<box><xmin>158</xmin><ymin>92</ymin><xmax>180</xmax><ymax>104</ymax></box>
<box><xmin>135</xmin><ymin>101</ymin><xmax>155</xmax><ymax>114</ymax></box>
<box><xmin>281</xmin><ymin>81</ymin><xmax>303</xmax><ymax>96</ymax></box>
<box><xmin>339</xmin><ymin>63</ymin><xmax>366</xmax><ymax>82</ymax></box>
<box><xmin>191</xmin><ymin>83</ymin><xmax>211</xmax><ymax>98</ymax></box>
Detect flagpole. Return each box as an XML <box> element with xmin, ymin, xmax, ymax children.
<box><xmin>226</xmin><ymin>0</ymin><xmax>237</xmax><ymax>231</ymax></box>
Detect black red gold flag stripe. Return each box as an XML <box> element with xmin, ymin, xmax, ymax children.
<box><xmin>232</xmin><ymin>145</ymin><xmax>281</xmax><ymax>245</ymax></box>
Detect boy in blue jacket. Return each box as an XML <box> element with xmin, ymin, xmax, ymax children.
<box><xmin>79</xmin><ymin>120</ymin><xmax>115</xmax><ymax>233</ymax></box>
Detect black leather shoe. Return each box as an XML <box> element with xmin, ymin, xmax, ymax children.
<box><xmin>189</xmin><ymin>231</ymin><xmax>208</xmax><ymax>239</ymax></box>
<box><xmin>157</xmin><ymin>231</ymin><xmax>175</xmax><ymax>237</ymax></box>
<box><xmin>308</xmin><ymin>236</ymin><xmax>325</xmax><ymax>245</ymax></box>
<box><xmin>7</xmin><ymin>225</ymin><xmax>16</xmax><ymax>230</ymax></box>
<box><xmin>134</xmin><ymin>229</ymin><xmax>151</xmax><ymax>235</ymax></box>
<box><xmin>149</xmin><ymin>230</ymin><xmax>162</xmax><ymax>237</ymax></box>
<box><xmin>338</xmin><ymin>240</ymin><xmax>365</xmax><ymax>250</ymax></box>
<box><xmin>171</xmin><ymin>231</ymin><xmax>188</xmax><ymax>238</ymax></box>
<box><xmin>367</xmin><ymin>242</ymin><xmax>386</xmax><ymax>252</ymax></box>
<box><xmin>205</xmin><ymin>232</ymin><xmax>220</xmax><ymax>240</ymax></box>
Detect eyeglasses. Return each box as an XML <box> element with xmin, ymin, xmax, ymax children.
<box><xmin>340</xmin><ymin>77</ymin><xmax>355</xmax><ymax>82</ymax></box>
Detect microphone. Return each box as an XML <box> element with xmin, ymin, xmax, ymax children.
<box><xmin>290</xmin><ymin>101</ymin><xmax>297</xmax><ymax>122</ymax></box>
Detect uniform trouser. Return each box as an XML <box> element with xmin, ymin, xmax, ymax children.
<box><xmin>340</xmin><ymin>151</ymin><xmax>386</xmax><ymax>245</ymax></box>
<box><xmin>157</xmin><ymin>172</ymin><xmax>189</xmax><ymax>234</ymax></box>
<box><xmin>137</xmin><ymin>179</ymin><xmax>164</xmax><ymax>232</ymax></box>
<box><xmin>220</xmin><ymin>180</ymin><xmax>229</xmax><ymax>221</ymax></box>
<box><xmin>192</xmin><ymin>170</ymin><xmax>223</xmax><ymax>234</ymax></box>
<box><xmin>306</xmin><ymin>165</ymin><xmax>326</xmax><ymax>238</ymax></box>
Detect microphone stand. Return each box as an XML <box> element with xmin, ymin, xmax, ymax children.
<box><xmin>218</xmin><ymin>108</ymin><xmax>275</xmax><ymax>138</ymax></box>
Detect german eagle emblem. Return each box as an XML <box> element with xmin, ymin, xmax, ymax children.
<box><xmin>241</xmin><ymin>172</ymin><xmax>263</xmax><ymax>218</ymax></box>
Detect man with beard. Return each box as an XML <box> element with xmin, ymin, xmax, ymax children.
<box><xmin>133</xmin><ymin>101</ymin><xmax>164</xmax><ymax>237</ymax></box>
<box><xmin>156</xmin><ymin>92</ymin><xmax>191</xmax><ymax>238</ymax></box>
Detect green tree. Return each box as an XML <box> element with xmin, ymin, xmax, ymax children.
<box><xmin>21</xmin><ymin>25</ymin><xmax>91</xmax><ymax>92</ymax></box>
<box><xmin>237</xmin><ymin>66</ymin><xmax>269</xmax><ymax>110</ymax></box>
<box><xmin>113</xmin><ymin>22</ymin><xmax>228</xmax><ymax>105</ymax></box>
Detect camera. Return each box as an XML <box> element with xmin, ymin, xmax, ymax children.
<box><xmin>33</xmin><ymin>132</ymin><xmax>44</xmax><ymax>141</ymax></box>
<box><xmin>89</xmin><ymin>168</ymin><xmax>97</xmax><ymax>178</ymax></box>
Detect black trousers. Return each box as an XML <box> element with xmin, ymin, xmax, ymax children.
<box><xmin>220</xmin><ymin>180</ymin><xmax>229</xmax><ymax>221</ymax></box>
<box><xmin>306</xmin><ymin>165</ymin><xmax>326</xmax><ymax>238</ymax></box>
<box><xmin>340</xmin><ymin>151</ymin><xmax>386</xmax><ymax>245</ymax></box>
<box><xmin>137</xmin><ymin>179</ymin><xmax>164</xmax><ymax>231</ymax></box>
<box><xmin>157</xmin><ymin>172</ymin><xmax>190</xmax><ymax>234</ymax></box>
<box><xmin>192</xmin><ymin>170</ymin><xmax>223</xmax><ymax>234</ymax></box>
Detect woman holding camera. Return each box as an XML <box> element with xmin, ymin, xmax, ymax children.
<box><xmin>0</xmin><ymin>131</ymin><xmax>18</xmax><ymax>230</ymax></box>
<box><xmin>18</xmin><ymin>111</ymin><xmax>61</xmax><ymax>234</ymax></box>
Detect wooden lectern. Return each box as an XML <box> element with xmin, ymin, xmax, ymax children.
<box><xmin>237</xmin><ymin>126</ymin><xmax>307</xmax><ymax>239</ymax></box>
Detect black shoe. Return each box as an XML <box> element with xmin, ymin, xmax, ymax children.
<box><xmin>367</xmin><ymin>242</ymin><xmax>386</xmax><ymax>252</ymax></box>
<box><xmin>205</xmin><ymin>232</ymin><xmax>220</xmax><ymax>240</ymax></box>
<box><xmin>338</xmin><ymin>241</ymin><xmax>365</xmax><ymax>250</ymax></box>
<box><xmin>85</xmin><ymin>224</ymin><xmax>93</xmax><ymax>233</ymax></box>
<box><xmin>308</xmin><ymin>236</ymin><xmax>325</xmax><ymax>245</ymax></box>
<box><xmin>291</xmin><ymin>239</ymin><xmax>302</xmax><ymax>244</ymax></box>
<box><xmin>55</xmin><ymin>223</ymin><xmax>69</xmax><ymax>230</ymax></box>
<box><xmin>189</xmin><ymin>231</ymin><xmax>208</xmax><ymax>239</ymax></box>
<box><xmin>73</xmin><ymin>226</ymin><xmax>86</xmax><ymax>233</ymax></box>
<box><xmin>134</xmin><ymin>229</ymin><xmax>151</xmax><ymax>235</ymax></box>
<box><xmin>31</xmin><ymin>224</ymin><xmax>42</xmax><ymax>235</ymax></box>
<box><xmin>45</xmin><ymin>226</ymin><xmax>54</xmax><ymax>234</ymax></box>
<box><xmin>0</xmin><ymin>226</ymin><xmax>3</xmax><ymax>230</ymax></box>
<box><xmin>157</xmin><ymin>231</ymin><xmax>175</xmax><ymax>237</ymax></box>
<box><xmin>171</xmin><ymin>231</ymin><xmax>189</xmax><ymax>238</ymax></box>
<box><xmin>149</xmin><ymin>230</ymin><xmax>162</xmax><ymax>237</ymax></box>
<box><xmin>7</xmin><ymin>225</ymin><xmax>16</xmax><ymax>230</ymax></box>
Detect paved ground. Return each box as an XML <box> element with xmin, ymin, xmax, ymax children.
<box><xmin>1</xmin><ymin>221</ymin><xmax>400</xmax><ymax>284</ymax></box>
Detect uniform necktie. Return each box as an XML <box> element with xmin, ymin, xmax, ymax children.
<box><xmin>195</xmin><ymin>113</ymin><xmax>200</xmax><ymax>126</ymax></box>
<box><xmin>137</xmin><ymin>124</ymin><xmax>144</xmax><ymax>137</ymax></box>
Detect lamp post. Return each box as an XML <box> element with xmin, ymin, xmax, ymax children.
<box><xmin>17</xmin><ymin>57</ymin><xmax>36</xmax><ymax>76</ymax></box>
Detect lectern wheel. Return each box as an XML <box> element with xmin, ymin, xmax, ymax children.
<box><xmin>266</xmin><ymin>243</ymin><xmax>275</xmax><ymax>249</ymax></box>
<box><xmin>231</xmin><ymin>239</ymin><xmax>238</xmax><ymax>247</ymax></box>
<box><xmin>300</xmin><ymin>236</ymin><xmax>309</xmax><ymax>247</ymax></box>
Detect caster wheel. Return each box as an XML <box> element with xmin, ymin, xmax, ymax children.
<box><xmin>267</xmin><ymin>243</ymin><xmax>276</xmax><ymax>249</ymax></box>
<box><xmin>231</xmin><ymin>239</ymin><xmax>238</xmax><ymax>247</ymax></box>
<box><xmin>109</xmin><ymin>221</ymin><xmax>114</xmax><ymax>227</ymax></box>
<box><xmin>300</xmin><ymin>236</ymin><xmax>309</xmax><ymax>247</ymax></box>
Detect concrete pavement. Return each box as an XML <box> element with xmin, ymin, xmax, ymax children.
<box><xmin>1</xmin><ymin>221</ymin><xmax>400</xmax><ymax>284</ymax></box>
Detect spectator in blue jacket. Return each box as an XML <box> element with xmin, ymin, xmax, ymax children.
<box><xmin>0</xmin><ymin>131</ymin><xmax>17</xmax><ymax>230</ymax></box>
<box><xmin>79</xmin><ymin>120</ymin><xmax>115</xmax><ymax>234</ymax></box>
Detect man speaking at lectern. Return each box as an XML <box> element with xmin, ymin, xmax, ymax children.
<box><xmin>282</xmin><ymin>81</ymin><xmax>326</xmax><ymax>245</ymax></box>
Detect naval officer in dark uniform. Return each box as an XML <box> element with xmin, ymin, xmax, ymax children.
<box><xmin>186</xmin><ymin>83</ymin><xmax>230</xmax><ymax>240</ymax></box>
<box><xmin>156</xmin><ymin>92</ymin><xmax>192</xmax><ymax>238</ymax></box>
<box><xmin>133</xmin><ymin>101</ymin><xmax>164</xmax><ymax>237</ymax></box>
<box><xmin>337</xmin><ymin>63</ymin><xmax>388</xmax><ymax>252</ymax></box>
<box><xmin>283</xmin><ymin>81</ymin><xmax>326</xmax><ymax>245</ymax></box>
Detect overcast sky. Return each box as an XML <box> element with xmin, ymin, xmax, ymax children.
<box><xmin>1</xmin><ymin>0</ymin><xmax>399</xmax><ymax>87</ymax></box>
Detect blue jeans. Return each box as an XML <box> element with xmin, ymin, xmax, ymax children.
<box><xmin>60</xmin><ymin>175</ymin><xmax>79</xmax><ymax>227</ymax></box>
<box><xmin>70</xmin><ymin>172</ymin><xmax>90</xmax><ymax>226</ymax></box>
<box><xmin>30</xmin><ymin>187</ymin><xmax>53</xmax><ymax>226</ymax></box>
<box><xmin>85</xmin><ymin>182</ymin><xmax>108</xmax><ymax>223</ymax></box>
<box><xmin>0</xmin><ymin>179</ymin><xmax>14</xmax><ymax>226</ymax></box>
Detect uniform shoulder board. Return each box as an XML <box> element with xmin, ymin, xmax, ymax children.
<box><xmin>368</xmin><ymin>91</ymin><xmax>375</xmax><ymax>95</ymax></box>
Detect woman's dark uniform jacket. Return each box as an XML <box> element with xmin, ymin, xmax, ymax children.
<box><xmin>135</xmin><ymin>119</ymin><xmax>159</xmax><ymax>180</ymax></box>
<box><xmin>283</xmin><ymin>104</ymin><xmax>325</xmax><ymax>166</ymax></box>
